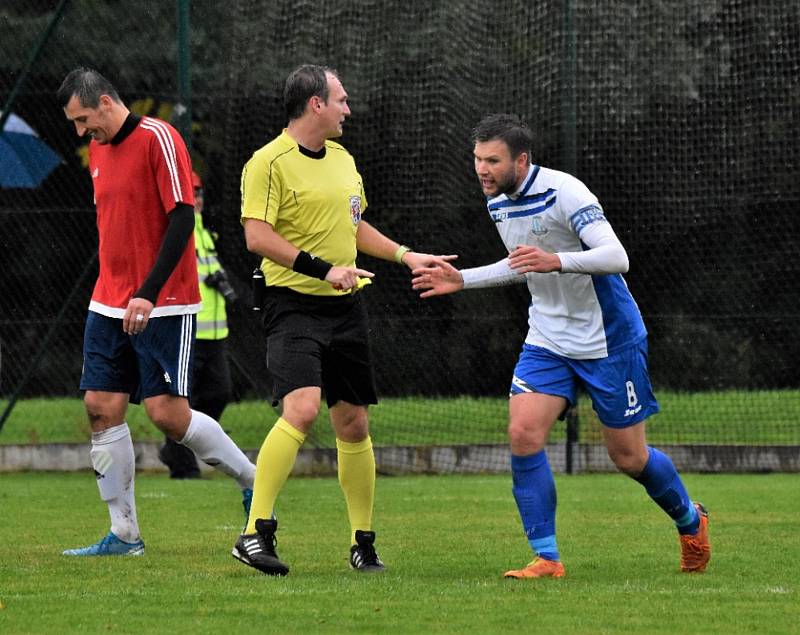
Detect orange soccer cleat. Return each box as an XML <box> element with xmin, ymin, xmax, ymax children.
<box><xmin>504</xmin><ymin>557</ymin><xmax>566</xmax><ymax>579</ymax></box>
<box><xmin>680</xmin><ymin>502</ymin><xmax>711</xmax><ymax>573</ymax></box>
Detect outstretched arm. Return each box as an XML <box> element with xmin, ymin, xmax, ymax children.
<box><xmin>356</xmin><ymin>221</ymin><xmax>457</xmax><ymax>270</ymax></box>
<box><xmin>412</xmin><ymin>257</ymin><xmax>525</xmax><ymax>298</ymax></box>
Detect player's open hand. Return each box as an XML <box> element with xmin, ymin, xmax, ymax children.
<box><xmin>411</xmin><ymin>260</ymin><xmax>464</xmax><ymax>298</ymax></box>
<box><xmin>326</xmin><ymin>265</ymin><xmax>374</xmax><ymax>291</ymax></box>
<box><xmin>508</xmin><ymin>245</ymin><xmax>562</xmax><ymax>273</ymax></box>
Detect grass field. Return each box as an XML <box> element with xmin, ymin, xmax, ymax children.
<box><xmin>2</xmin><ymin>389</ymin><xmax>799</xmax><ymax>448</ymax></box>
<box><xmin>0</xmin><ymin>472</ymin><xmax>797</xmax><ymax>634</ymax></box>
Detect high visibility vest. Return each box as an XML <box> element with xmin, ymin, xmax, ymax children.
<box><xmin>195</xmin><ymin>213</ymin><xmax>229</xmax><ymax>340</ymax></box>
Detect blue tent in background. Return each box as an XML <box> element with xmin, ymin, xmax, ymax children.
<box><xmin>0</xmin><ymin>111</ymin><xmax>62</xmax><ymax>189</ymax></box>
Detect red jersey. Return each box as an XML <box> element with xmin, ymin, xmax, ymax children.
<box><xmin>88</xmin><ymin>116</ymin><xmax>201</xmax><ymax>318</ymax></box>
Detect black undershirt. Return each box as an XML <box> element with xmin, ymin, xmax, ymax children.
<box><xmin>134</xmin><ymin>204</ymin><xmax>194</xmax><ymax>304</ymax></box>
<box><xmin>110</xmin><ymin>113</ymin><xmax>141</xmax><ymax>145</ymax></box>
<box><xmin>297</xmin><ymin>144</ymin><xmax>326</xmax><ymax>159</ymax></box>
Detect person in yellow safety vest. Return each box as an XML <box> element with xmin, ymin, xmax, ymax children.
<box><xmin>159</xmin><ymin>171</ymin><xmax>238</xmax><ymax>478</ymax></box>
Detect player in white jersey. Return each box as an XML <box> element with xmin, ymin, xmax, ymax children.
<box><xmin>412</xmin><ymin>114</ymin><xmax>710</xmax><ymax>578</ymax></box>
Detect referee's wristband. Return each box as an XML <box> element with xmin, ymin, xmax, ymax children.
<box><xmin>394</xmin><ymin>245</ymin><xmax>411</xmax><ymax>264</ymax></box>
<box><xmin>292</xmin><ymin>250</ymin><xmax>333</xmax><ymax>280</ymax></box>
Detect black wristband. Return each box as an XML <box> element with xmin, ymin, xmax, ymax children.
<box><xmin>292</xmin><ymin>250</ymin><xmax>333</xmax><ymax>280</ymax></box>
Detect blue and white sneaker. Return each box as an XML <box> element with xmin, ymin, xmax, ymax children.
<box><xmin>62</xmin><ymin>531</ymin><xmax>145</xmax><ymax>556</ymax></box>
<box><xmin>239</xmin><ymin>488</ymin><xmax>276</xmax><ymax>532</ymax></box>
<box><xmin>242</xmin><ymin>487</ymin><xmax>253</xmax><ymax>522</ymax></box>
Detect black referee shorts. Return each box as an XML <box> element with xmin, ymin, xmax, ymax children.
<box><xmin>261</xmin><ymin>286</ymin><xmax>378</xmax><ymax>408</ymax></box>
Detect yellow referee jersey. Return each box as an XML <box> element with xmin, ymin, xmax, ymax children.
<box><xmin>241</xmin><ymin>130</ymin><xmax>368</xmax><ymax>296</ymax></box>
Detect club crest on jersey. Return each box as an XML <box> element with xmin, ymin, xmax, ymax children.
<box><xmin>349</xmin><ymin>196</ymin><xmax>362</xmax><ymax>225</ymax></box>
<box><xmin>530</xmin><ymin>216</ymin><xmax>548</xmax><ymax>236</ymax></box>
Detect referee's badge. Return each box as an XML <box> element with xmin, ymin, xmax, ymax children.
<box><xmin>349</xmin><ymin>195</ymin><xmax>362</xmax><ymax>225</ymax></box>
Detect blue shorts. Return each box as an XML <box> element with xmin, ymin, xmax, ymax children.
<box><xmin>510</xmin><ymin>340</ymin><xmax>660</xmax><ymax>428</ymax></box>
<box><xmin>80</xmin><ymin>311</ymin><xmax>196</xmax><ymax>404</ymax></box>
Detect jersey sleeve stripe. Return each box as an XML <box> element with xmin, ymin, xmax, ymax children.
<box><xmin>141</xmin><ymin>118</ymin><xmax>182</xmax><ymax>202</ymax></box>
<box><xmin>141</xmin><ymin>119</ymin><xmax>181</xmax><ymax>201</ymax></box>
<box><xmin>141</xmin><ymin>120</ymin><xmax>180</xmax><ymax>202</ymax></box>
<box><xmin>142</xmin><ymin>118</ymin><xmax>180</xmax><ymax>189</ymax></box>
<box><xmin>569</xmin><ymin>204</ymin><xmax>607</xmax><ymax>234</ymax></box>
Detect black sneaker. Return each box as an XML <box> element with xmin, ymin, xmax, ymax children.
<box><xmin>349</xmin><ymin>530</ymin><xmax>385</xmax><ymax>573</ymax></box>
<box><xmin>232</xmin><ymin>518</ymin><xmax>289</xmax><ymax>576</ymax></box>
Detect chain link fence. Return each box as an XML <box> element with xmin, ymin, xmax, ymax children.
<box><xmin>2</xmin><ymin>0</ymin><xmax>799</xmax><ymax>471</ymax></box>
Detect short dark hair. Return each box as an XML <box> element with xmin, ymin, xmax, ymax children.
<box><xmin>56</xmin><ymin>67</ymin><xmax>121</xmax><ymax>108</ymax></box>
<box><xmin>283</xmin><ymin>64</ymin><xmax>338</xmax><ymax>121</ymax></box>
<box><xmin>471</xmin><ymin>113</ymin><xmax>533</xmax><ymax>160</ymax></box>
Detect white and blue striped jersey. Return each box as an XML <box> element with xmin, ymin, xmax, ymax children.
<box><xmin>486</xmin><ymin>164</ymin><xmax>647</xmax><ymax>359</ymax></box>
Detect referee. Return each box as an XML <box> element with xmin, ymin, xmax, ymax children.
<box><xmin>232</xmin><ymin>64</ymin><xmax>454</xmax><ymax>576</ymax></box>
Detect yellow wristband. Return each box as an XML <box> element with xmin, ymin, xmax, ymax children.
<box><xmin>394</xmin><ymin>245</ymin><xmax>411</xmax><ymax>264</ymax></box>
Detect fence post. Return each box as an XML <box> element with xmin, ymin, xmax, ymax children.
<box><xmin>560</xmin><ymin>0</ymin><xmax>577</xmax><ymax>174</ymax></box>
<box><xmin>560</xmin><ymin>0</ymin><xmax>578</xmax><ymax>474</ymax></box>
<box><xmin>565</xmin><ymin>404</ymin><xmax>579</xmax><ymax>474</ymax></box>
<box><xmin>175</xmin><ymin>0</ymin><xmax>192</xmax><ymax>151</ymax></box>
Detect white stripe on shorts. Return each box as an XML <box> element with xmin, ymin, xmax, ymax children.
<box><xmin>177</xmin><ymin>314</ymin><xmax>192</xmax><ymax>396</ymax></box>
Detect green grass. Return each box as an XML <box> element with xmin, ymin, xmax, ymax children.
<box><xmin>0</xmin><ymin>472</ymin><xmax>797</xmax><ymax>634</ymax></box>
<box><xmin>2</xmin><ymin>390</ymin><xmax>799</xmax><ymax>447</ymax></box>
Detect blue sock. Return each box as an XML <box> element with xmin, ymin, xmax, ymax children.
<box><xmin>634</xmin><ymin>447</ymin><xmax>699</xmax><ymax>535</ymax></box>
<box><xmin>511</xmin><ymin>451</ymin><xmax>559</xmax><ymax>561</ymax></box>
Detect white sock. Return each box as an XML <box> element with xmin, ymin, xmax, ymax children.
<box><xmin>180</xmin><ymin>409</ymin><xmax>255</xmax><ymax>489</ymax></box>
<box><xmin>91</xmin><ymin>422</ymin><xmax>140</xmax><ymax>543</ymax></box>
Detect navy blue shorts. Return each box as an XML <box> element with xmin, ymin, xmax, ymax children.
<box><xmin>80</xmin><ymin>311</ymin><xmax>196</xmax><ymax>404</ymax></box>
<box><xmin>509</xmin><ymin>340</ymin><xmax>660</xmax><ymax>428</ymax></box>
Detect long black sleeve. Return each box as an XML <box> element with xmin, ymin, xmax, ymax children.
<box><xmin>134</xmin><ymin>203</ymin><xmax>195</xmax><ymax>303</ymax></box>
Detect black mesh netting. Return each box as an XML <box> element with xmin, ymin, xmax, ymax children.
<box><xmin>1</xmin><ymin>0</ymin><xmax>798</xmax><ymax>471</ymax></box>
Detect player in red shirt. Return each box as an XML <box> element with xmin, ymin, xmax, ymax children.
<box><xmin>56</xmin><ymin>68</ymin><xmax>255</xmax><ymax>556</ymax></box>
